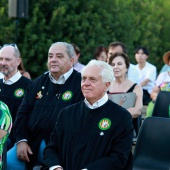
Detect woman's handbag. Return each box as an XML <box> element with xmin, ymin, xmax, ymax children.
<box><xmin>108</xmin><ymin>92</ymin><xmax>137</xmax><ymax>109</ymax></box>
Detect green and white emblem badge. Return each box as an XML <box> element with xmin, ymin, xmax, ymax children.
<box><xmin>98</xmin><ymin>118</ymin><xmax>111</xmax><ymax>130</ymax></box>
<box><xmin>14</xmin><ymin>88</ymin><xmax>25</xmax><ymax>98</ymax></box>
<box><xmin>62</xmin><ymin>91</ymin><xmax>73</xmax><ymax>101</ymax></box>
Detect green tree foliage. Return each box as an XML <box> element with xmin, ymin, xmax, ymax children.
<box><xmin>0</xmin><ymin>0</ymin><xmax>170</xmax><ymax>78</ymax></box>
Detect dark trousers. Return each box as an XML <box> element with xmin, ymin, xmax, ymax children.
<box><xmin>143</xmin><ymin>89</ymin><xmax>151</xmax><ymax>105</ymax></box>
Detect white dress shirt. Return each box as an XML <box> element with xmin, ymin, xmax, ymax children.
<box><xmin>49</xmin><ymin>68</ymin><xmax>73</xmax><ymax>84</ymax></box>
<box><xmin>3</xmin><ymin>71</ymin><xmax>22</xmax><ymax>85</ymax></box>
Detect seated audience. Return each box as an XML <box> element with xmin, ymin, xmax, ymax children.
<box><xmin>134</xmin><ymin>46</ymin><xmax>157</xmax><ymax>105</ymax></box>
<box><xmin>108</xmin><ymin>52</ymin><xmax>143</xmax><ymax>118</ymax></box>
<box><xmin>159</xmin><ymin>64</ymin><xmax>170</xmax><ymax>73</ymax></box>
<box><xmin>107</xmin><ymin>42</ymin><xmax>140</xmax><ymax>84</ymax></box>
<box><xmin>72</xmin><ymin>43</ymin><xmax>85</xmax><ymax>72</ymax></box>
<box><xmin>108</xmin><ymin>52</ymin><xmax>143</xmax><ymax>137</ymax></box>
<box><xmin>151</xmin><ymin>51</ymin><xmax>170</xmax><ymax>100</ymax></box>
<box><xmin>94</xmin><ymin>45</ymin><xmax>108</xmax><ymax>62</ymax></box>
<box><xmin>147</xmin><ymin>51</ymin><xmax>170</xmax><ymax>116</ymax></box>
<box><xmin>43</xmin><ymin>60</ymin><xmax>133</xmax><ymax>170</ymax></box>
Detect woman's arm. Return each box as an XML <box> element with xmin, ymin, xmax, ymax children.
<box><xmin>150</xmin><ymin>85</ymin><xmax>160</xmax><ymax>101</ymax></box>
<box><xmin>127</xmin><ymin>85</ymin><xmax>143</xmax><ymax>118</ymax></box>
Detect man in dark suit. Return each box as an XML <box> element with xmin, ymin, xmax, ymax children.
<box><xmin>7</xmin><ymin>42</ymin><xmax>84</xmax><ymax>169</ymax></box>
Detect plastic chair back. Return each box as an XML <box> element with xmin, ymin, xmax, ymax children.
<box><xmin>133</xmin><ymin>117</ymin><xmax>170</xmax><ymax>170</ymax></box>
<box><xmin>152</xmin><ymin>91</ymin><xmax>170</xmax><ymax>118</ymax></box>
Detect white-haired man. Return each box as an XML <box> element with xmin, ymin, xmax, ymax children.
<box><xmin>43</xmin><ymin>60</ymin><xmax>133</xmax><ymax>170</ymax></box>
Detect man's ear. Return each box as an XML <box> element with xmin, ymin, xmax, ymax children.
<box><xmin>17</xmin><ymin>57</ymin><xmax>21</xmax><ymax>67</ymax></box>
<box><xmin>105</xmin><ymin>82</ymin><xmax>111</xmax><ymax>92</ymax></box>
<box><xmin>70</xmin><ymin>57</ymin><xmax>75</xmax><ymax>66</ymax></box>
<box><xmin>77</xmin><ymin>53</ymin><xmax>80</xmax><ymax>58</ymax></box>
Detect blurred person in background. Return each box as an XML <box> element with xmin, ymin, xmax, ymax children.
<box><xmin>72</xmin><ymin>43</ymin><xmax>85</xmax><ymax>72</ymax></box>
<box><xmin>18</xmin><ymin>57</ymin><xmax>31</xmax><ymax>79</ymax></box>
<box><xmin>0</xmin><ymin>46</ymin><xmax>4</xmax><ymax>79</ymax></box>
<box><xmin>108</xmin><ymin>42</ymin><xmax>140</xmax><ymax>84</ymax></box>
<box><xmin>147</xmin><ymin>51</ymin><xmax>170</xmax><ymax>117</ymax></box>
<box><xmin>151</xmin><ymin>51</ymin><xmax>170</xmax><ymax>100</ymax></box>
<box><xmin>94</xmin><ymin>45</ymin><xmax>108</xmax><ymax>62</ymax></box>
<box><xmin>134</xmin><ymin>46</ymin><xmax>157</xmax><ymax>105</ymax></box>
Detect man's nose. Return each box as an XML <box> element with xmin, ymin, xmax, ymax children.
<box><xmin>83</xmin><ymin>79</ymin><xmax>90</xmax><ymax>85</ymax></box>
<box><xmin>0</xmin><ymin>60</ymin><xmax>6</xmax><ymax>65</ymax></box>
<box><xmin>50</xmin><ymin>56</ymin><xmax>58</xmax><ymax>62</ymax></box>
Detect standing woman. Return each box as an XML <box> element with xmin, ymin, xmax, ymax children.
<box><xmin>108</xmin><ymin>52</ymin><xmax>143</xmax><ymax>118</ymax></box>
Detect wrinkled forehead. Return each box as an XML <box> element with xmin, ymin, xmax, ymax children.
<box><xmin>82</xmin><ymin>65</ymin><xmax>102</xmax><ymax>77</ymax></box>
<box><xmin>49</xmin><ymin>44</ymin><xmax>67</xmax><ymax>54</ymax></box>
<box><xmin>0</xmin><ymin>46</ymin><xmax>15</xmax><ymax>57</ymax></box>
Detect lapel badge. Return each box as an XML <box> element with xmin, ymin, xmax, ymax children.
<box><xmin>36</xmin><ymin>91</ymin><xmax>43</xmax><ymax>99</ymax></box>
<box><xmin>14</xmin><ymin>88</ymin><xmax>24</xmax><ymax>98</ymax></box>
<box><xmin>62</xmin><ymin>91</ymin><xmax>73</xmax><ymax>101</ymax></box>
<box><xmin>98</xmin><ymin>118</ymin><xmax>111</xmax><ymax>130</ymax></box>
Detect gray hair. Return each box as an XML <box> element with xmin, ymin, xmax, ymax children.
<box><xmin>13</xmin><ymin>47</ymin><xmax>20</xmax><ymax>58</ymax></box>
<box><xmin>81</xmin><ymin>60</ymin><xmax>114</xmax><ymax>83</ymax></box>
<box><xmin>50</xmin><ymin>42</ymin><xmax>74</xmax><ymax>58</ymax></box>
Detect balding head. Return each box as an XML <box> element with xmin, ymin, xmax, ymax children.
<box><xmin>0</xmin><ymin>45</ymin><xmax>21</xmax><ymax>79</ymax></box>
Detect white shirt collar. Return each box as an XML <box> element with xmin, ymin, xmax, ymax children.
<box><xmin>84</xmin><ymin>93</ymin><xmax>108</xmax><ymax>109</ymax></box>
<box><xmin>49</xmin><ymin>68</ymin><xmax>73</xmax><ymax>84</ymax></box>
<box><xmin>3</xmin><ymin>71</ymin><xmax>22</xmax><ymax>85</ymax></box>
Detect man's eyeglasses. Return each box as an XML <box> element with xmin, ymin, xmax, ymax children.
<box><xmin>3</xmin><ymin>43</ymin><xmax>18</xmax><ymax>50</ymax></box>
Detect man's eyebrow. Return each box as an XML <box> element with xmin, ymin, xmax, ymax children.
<box><xmin>48</xmin><ymin>52</ymin><xmax>64</xmax><ymax>55</ymax></box>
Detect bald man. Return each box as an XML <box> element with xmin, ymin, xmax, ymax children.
<box><xmin>0</xmin><ymin>45</ymin><xmax>31</xmax><ymax>150</ymax></box>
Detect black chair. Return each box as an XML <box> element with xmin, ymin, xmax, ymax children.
<box><xmin>133</xmin><ymin>117</ymin><xmax>170</xmax><ymax>170</ymax></box>
<box><xmin>152</xmin><ymin>91</ymin><xmax>170</xmax><ymax>118</ymax></box>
